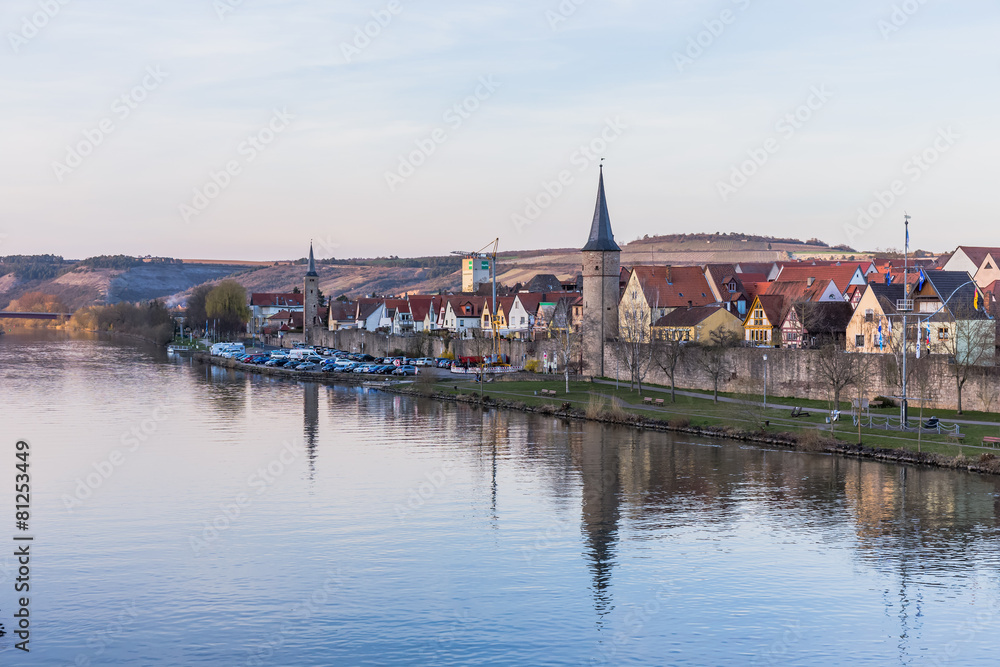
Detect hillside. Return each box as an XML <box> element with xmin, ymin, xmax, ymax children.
<box><xmin>3</xmin><ymin>233</ymin><xmax>871</xmax><ymax>309</ymax></box>
<box><xmin>0</xmin><ymin>259</ymin><xmax>250</xmax><ymax>311</ymax></box>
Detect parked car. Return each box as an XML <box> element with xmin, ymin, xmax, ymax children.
<box><xmin>392</xmin><ymin>365</ymin><xmax>417</xmax><ymax>376</ymax></box>
<box><xmin>296</xmin><ymin>362</ymin><xmax>319</xmax><ymax>371</ymax></box>
<box><xmin>436</xmin><ymin>359</ymin><xmax>453</xmax><ymax>368</ymax></box>
<box><xmin>264</xmin><ymin>358</ymin><xmax>285</xmax><ymax>367</ymax></box>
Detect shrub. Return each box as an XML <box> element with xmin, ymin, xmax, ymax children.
<box><xmin>668</xmin><ymin>418</ymin><xmax>691</xmax><ymax>429</ymax></box>
<box><xmin>586</xmin><ymin>394</ymin><xmax>607</xmax><ymax>419</ymax></box>
<box><xmin>524</xmin><ymin>359</ymin><xmax>541</xmax><ymax>373</ymax></box>
<box><xmin>440</xmin><ymin>350</ymin><xmax>455</xmax><ymax>360</ymax></box>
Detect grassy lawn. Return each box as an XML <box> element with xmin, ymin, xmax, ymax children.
<box><xmin>426</xmin><ymin>376</ymin><xmax>1000</xmax><ymax>459</ymax></box>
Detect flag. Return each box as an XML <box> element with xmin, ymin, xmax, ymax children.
<box><xmin>917</xmin><ymin>268</ymin><xmax>926</xmax><ymax>292</ymax></box>
<box><xmin>885</xmin><ymin>271</ymin><xmax>893</xmax><ymax>284</ymax></box>
<box><xmin>905</xmin><ymin>225</ymin><xmax>910</xmax><ymax>250</ymax></box>
<box><xmin>877</xmin><ymin>323</ymin><xmax>883</xmax><ymax>351</ymax></box>
<box><xmin>975</xmin><ymin>289</ymin><xmax>980</xmax><ymax>310</ymax></box>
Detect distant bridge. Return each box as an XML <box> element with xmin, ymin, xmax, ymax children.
<box><xmin>1</xmin><ymin>312</ymin><xmax>74</xmax><ymax>320</ymax></box>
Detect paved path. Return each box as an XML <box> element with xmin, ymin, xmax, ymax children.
<box><xmin>592</xmin><ymin>379</ymin><xmax>1000</xmax><ymax>428</ymax></box>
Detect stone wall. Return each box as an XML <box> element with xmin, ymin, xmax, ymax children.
<box><xmin>604</xmin><ymin>344</ymin><xmax>1000</xmax><ymax>413</ymax></box>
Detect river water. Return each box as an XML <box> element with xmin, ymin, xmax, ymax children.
<box><xmin>1</xmin><ymin>331</ymin><xmax>1000</xmax><ymax>665</ymax></box>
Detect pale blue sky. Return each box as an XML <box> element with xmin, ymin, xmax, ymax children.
<box><xmin>2</xmin><ymin>0</ymin><xmax>998</xmax><ymax>260</ymax></box>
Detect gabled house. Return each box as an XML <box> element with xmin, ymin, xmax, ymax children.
<box><xmin>652</xmin><ymin>305</ymin><xmax>744</xmax><ymax>343</ymax></box>
<box><xmin>743</xmin><ymin>295</ymin><xmax>785</xmax><ymax>347</ymax></box>
<box><xmin>943</xmin><ymin>246</ymin><xmax>1000</xmax><ymax>284</ymax></box>
<box><xmin>391</xmin><ymin>304</ymin><xmax>414</xmax><ymax>335</ymax></box>
<box><xmin>355</xmin><ymin>298</ymin><xmax>383</xmax><ymax>331</ymax></box>
<box><xmin>771</xmin><ymin>263</ymin><xmax>867</xmax><ymax>300</ymax></box>
<box><xmin>619</xmin><ymin>266</ymin><xmax>717</xmax><ymax>341</ymax></box>
<box><xmin>406</xmin><ymin>295</ymin><xmax>440</xmax><ymax>333</ymax></box>
<box><xmin>780</xmin><ymin>301</ymin><xmax>854</xmax><ymax>349</ymax></box>
<box><xmin>442</xmin><ymin>298</ymin><xmax>484</xmax><ymax>338</ymax></box>
<box><xmin>327</xmin><ymin>301</ymin><xmax>356</xmax><ymax>331</ymax></box>
<box><xmin>846</xmin><ymin>283</ymin><xmax>905</xmax><ymax>353</ymax></box>
<box><xmin>704</xmin><ymin>264</ymin><xmax>751</xmax><ymax>317</ymax></box>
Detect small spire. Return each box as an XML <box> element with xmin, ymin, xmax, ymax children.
<box><xmin>306</xmin><ymin>241</ymin><xmax>318</xmax><ymax>277</ymax></box>
<box><xmin>582</xmin><ymin>163</ymin><xmax>621</xmax><ymax>252</ymax></box>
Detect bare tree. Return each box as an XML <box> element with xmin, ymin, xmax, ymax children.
<box><xmin>942</xmin><ymin>302</ymin><xmax>995</xmax><ymax>414</ymax></box>
<box><xmin>652</xmin><ymin>334</ymin><xmax>686</xmax><ymax>403</ymax></box>
<box><xmin>907</xmin><ymin>353</ymin><xmax>938</xmax><ymax>452</ymax></box>
<box><xmin>550</xmin><ymin>299</ymin><xmax>579</xmax><ymax>394</ymax></box>
<box><xmin>693</xmin><ymin>329</ymin><xmax>739</xmax><ymax>403</ymax></box>
<box><xmin>813</xmin><ymin>344</ymin><xmax>858</xmax><ymax>410</ymax></box>
<box><xmin>852</xmin><ymin>352</ymin><xmax>880</xmax><ymax>445</ymax></box>
<box><xmin>614</xmin><ymin>287</ymin><xmax>654</xmax><ymax>392</ymax></box>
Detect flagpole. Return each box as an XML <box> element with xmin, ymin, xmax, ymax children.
<box><xmin>901</xmin><ymin>214</ymin><xmax>910</xmax><ymax>426</ymax></box>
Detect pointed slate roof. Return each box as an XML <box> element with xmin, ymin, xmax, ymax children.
<box><xmin>582</xmin><ymin>167</ymin><xmax>621</xmax><ymax>252</ymax></box>
<box><xmin>306</xmin><ymin>242</ymin><xmax>318</xmax><ymax>277</ymax></box>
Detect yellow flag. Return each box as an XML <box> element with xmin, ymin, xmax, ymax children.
<box><xmin>975</xmin><ymin>289</ymin><xmax>980</xmax><ymax>310</ymax></box>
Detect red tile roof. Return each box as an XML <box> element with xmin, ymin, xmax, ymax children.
<box><xmin>629</xmin><ymin>266</ymin><xmax>715</xmax><ymax>308</ymax></box>
<box><xmin>251</xmin><ymin>293</ymin><xmax>303</xmax><ymax>308</ymax></box>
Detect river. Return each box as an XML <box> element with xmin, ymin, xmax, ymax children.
<box><xmin>1</xmin><ymin>331</ymin><xmax>999</xmax><ymax>665</ymax></box>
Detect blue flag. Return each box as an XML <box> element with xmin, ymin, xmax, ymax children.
<box><xmin>885</xmin><ymin>271</ymin><xmax>893</xmax><ymax>284</ymax></box>
<box><xmin>917</xmin><ymin>268</ymin><xmax>926</xmax><ymax>292</ymax></box>
<box><xmin>877</xmin><ymin>323</ymin><xmax>883</xmax><ymax>351</ymax></box>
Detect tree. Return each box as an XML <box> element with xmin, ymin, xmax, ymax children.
<box><xmin>942</xmin><ymin>302</ymin><xmax>995</xmax><ymax>414</ymax></box>
<box><xmin>292</xmin><ymin>286</ymin><xmax>301</xmax><ymax>294</ymax></box>
<box><xmin>206</xmin><ymin>280</ymin><xmax>250</xmax><ymax>337</ymax></box>
<box><xmin>550</xmin><ymin>299</ymin><xmax>580</xmax><ymax>394</ymax></box>
<box><xmin>5</xmin><ymin>291</ymin><xmax>68</xmax><ymax>313</ymax></box>
<box><xmin>813</xmin><ymin>344</ymin><xmax>858</xmax><ymax>410</ymax></box>
<box><xmin>652</xmin><ymin>333</ymin><xmax>686</xmax><ymax>402</ymax></box>
<box><xmin>186</xmin><ymin>284</ymin><xmax>213</xmax><ymax>334</ymax></box>
<box><xmin>694</xmin><ymin>329</ymin><xmax>739</xmax><ymax>403</ymax></box>
<box><xmin>614</xmin><ymin>285</ymin><xmax>654</xmax><ymax>392</ymax></box>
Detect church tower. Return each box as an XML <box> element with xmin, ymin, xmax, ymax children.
<box><xmin>581</xmin><ymin>165</ymin><xmax>621</xmax><ymax>377</ymax></box>
<box><xmin>304</xmin><ymin>242</ymin><xmax>319</xmax><ymax>344</ymax></box>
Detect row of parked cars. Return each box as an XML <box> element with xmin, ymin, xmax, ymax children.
<box><xmin>222</xmin><ymin>346</ymin><xmax>456</xmax><ymax>377</ymax></box>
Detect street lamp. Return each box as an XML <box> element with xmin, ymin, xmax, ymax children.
<box><xmin>763</xmin><ymin>354</ymin><xmax>768</xmax><ymax>410</ymax></box>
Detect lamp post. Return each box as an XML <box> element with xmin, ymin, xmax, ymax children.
<box><xmin>763</xmin><ymin>353</ymin><xmax>768</xmax><ymax>410</ymax></box>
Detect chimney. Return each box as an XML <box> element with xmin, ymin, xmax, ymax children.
<box><xmin>666</xmin><ymin>267</ymin><xmax>673</xmax><ymax>285</ymax></box>
<box><xmin>807</xmin><ymin>277</ymin><xmax>816</xmax><ymax>287</ymax></box>
<box><xmin>687</xmin><ymin>300</ymin><xmax>693</xmax><ymax>308</ymax></box>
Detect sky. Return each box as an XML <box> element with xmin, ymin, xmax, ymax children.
<box><xmin>2</xmin><ymin>0</ymin><xmax>999</xmax><ymax>261</ymax></box>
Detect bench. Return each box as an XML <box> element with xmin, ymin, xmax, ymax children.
<box><xmin>654</xmin><ymin>398</ymin><xmax>664</xmax><ymax>406</ymax></box>
<box><xmin>983</xmin><ymin>436</ymin><xmax>1000</xmax><ymax>448</ymax></box>
<box><xmin>946</xmin><ymin>432</ymin><xmax>966</xmax><ymax>444</ymax></box>
<box><xmin>643</xmin><ymin>397</ymin><xmax>653</xmax><ymax>404</ymax></box>
<box><xmin>790</xmin><ymin>406</ymin><xmax>810</xmax><ymax>418</ymax></box>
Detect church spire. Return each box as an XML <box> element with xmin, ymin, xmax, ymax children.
<box><xmin>306</xmin><ymin>241</ymin><xmax>318</xmax><ymax>277</ymax></box>
<box><xmin>582</xmin><ymin>164</ymin><xmax>621</xmax><ymax>252</ymax></box>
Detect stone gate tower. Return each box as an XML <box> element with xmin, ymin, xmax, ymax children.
<box><xmin>581</xmin><ymin>165</ymin><xmax>621</xmax><ymax>377</ymax></box>
<box><xmin>304</xmin><ymin>242</ymin><xmax>319</xmax><ymax>344</ymax></box>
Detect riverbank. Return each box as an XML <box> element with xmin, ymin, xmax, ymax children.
<box><xmin>197</xmin><ymin>353</ymin><xmax>1000</xmax><ymax>477</ymax></box>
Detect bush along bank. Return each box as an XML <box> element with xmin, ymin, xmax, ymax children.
<box><xmin>199</xmin><ymin>353</ymin><xmax>1000</xmax><ymax>477</ymax></box>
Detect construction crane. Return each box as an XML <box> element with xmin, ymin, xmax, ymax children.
<box><xmin>451</xmin><ymin>238</ymin><xmax>500</xmax><ymax>362</ymax></box>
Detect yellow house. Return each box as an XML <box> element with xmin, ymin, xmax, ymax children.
<box><xmin>652</xmin><ymin>305</ymin><xmax>744</xmax><ymax>343</ymax></box>
<box><xmin>743</xmin><ymin>295</ymin><xmax>785</xmax><ymax>347</ymax></box>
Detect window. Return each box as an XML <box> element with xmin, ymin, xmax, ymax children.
<box><xmin>856</xmin><ymin>334</ymin><xmax>865</xmax><ymax>347</ymax></box>
<box><xmin>938</xmin><ymin>327</ymin><xmax>949</xmax><ymax>340</ymax></box>
<box><xmin>865</xmin><ymin>309</ymin><xmax>874</xmax><ymax>322</ymax></box>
